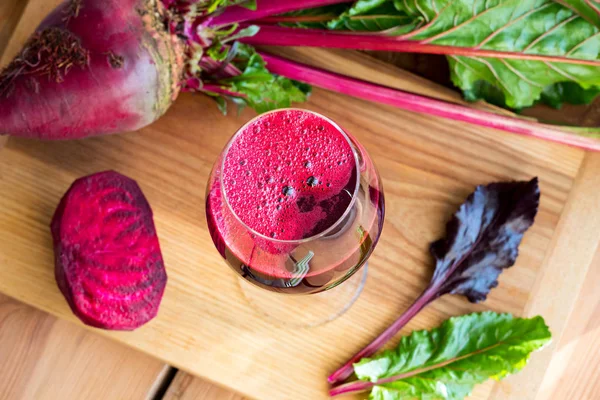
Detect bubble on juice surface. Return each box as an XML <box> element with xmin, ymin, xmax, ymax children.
<box><xmin>282</xmin><ymin>186</ymin><xmax>295</xmax><ymax>197</ymax></box>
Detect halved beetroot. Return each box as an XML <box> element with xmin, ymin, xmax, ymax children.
<box><xmin>51</xmin><ymin>171</ymin><xmax>167</xmax><ymax>330</ymax></box>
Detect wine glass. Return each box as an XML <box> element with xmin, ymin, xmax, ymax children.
<box><xmin>206</xmin><ymin>109</ymin><xmax>384</xmax><ymax>326</ymax></box>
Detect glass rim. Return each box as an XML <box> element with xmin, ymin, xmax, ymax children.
<box><xmin>220</xmin><ymin>108</ymin><xmax>361</xmax><ymax>245</ymax></box>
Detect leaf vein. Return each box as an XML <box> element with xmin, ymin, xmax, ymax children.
<box><xmin>544</xmin><ymin>61</ymin><xmax>577</xmax><ymax>81</ymax></box>
<box><xmin>585</xmin><ymin>0</ymin><xmax>600</xmax><ymax>16</ymax></box>
<box><xmin>377</xmin><ymin>341</ymin><xmax>507</xmax><ymax>383</ymax></box>
<box><xmin>472</xmin><ymin>57</ymin><xmax>515</xmax><ymax>96</ymax></box>
<box><xmin>450</xmin><ymin>55</ymin><xmax>481</xmax><ymax>76</ymax></box>
<box><xmin>414</xmin><ymin>0</ymin><xmax>431</xmax><ymax>23</ymax></box>
<box><xmin>421</xmin><ymin>0</ymin><xmax>534</xmax><ymax>44</ymax></box>
<box><xmin>400</xmin><ymin>0</ymin><xmax>458</xmax><ymax>39</ymax></box>
<box><xmin>475</xmin><ymin>3</ymin><xmax>554</xmax><ymax>49</ymax></box>
<box><xmin>500</xmin><ymin>59</ymin><xmax>544</xmax><ymax>87</ymax></box>
<box><xmin>523</xmin><ymin>15</ymin><xmax>579</xmax><ymax>53</ymax></box>
<box><xmin>566</xmin><ymin>30</ymin><xmax>600</xmax><ymax>56</ymax></box>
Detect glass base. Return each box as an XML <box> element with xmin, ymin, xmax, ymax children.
<box><xmin>238</xmin><ymin>265</ymin><xmax>367</xmax><ymax>328</ymax></box>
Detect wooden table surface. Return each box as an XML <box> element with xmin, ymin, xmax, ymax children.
<box><xmin>0</xmin><ymin>2</ymin><xmax>241</xmax><ymax>399</ymax></box>
<box><xmin>1</xmin><ymin>1</ymin><xmax>600</xmax><ymax>400</ymax></box>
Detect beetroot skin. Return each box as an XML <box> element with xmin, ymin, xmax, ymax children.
<box><xmin>51</xmin><ymin>171</ymin><xmax>167</xmax><ymax>330</ymax></box>
<box><xmin>0</xmin><ymin>0</ymin><xmax>183</xmax><ymax>139</ymax></box>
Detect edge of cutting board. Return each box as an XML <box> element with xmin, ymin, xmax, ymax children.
<box><xmin>2</xmin><ymin>2</ymin><xmax>600</xmax><ymax>399</ymax></box>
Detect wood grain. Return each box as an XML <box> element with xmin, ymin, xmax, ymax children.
<box><xmin>0</xmin><ymin>0</ymin><xmax>58</xmax><ymax>66</ymax></box>
<box><xmin>0</xmin><ymin>0</ymin><xmax>25</xmax><ymax>55</ymax></box>
<box><xmin>0</xmin><ymin>70</ymin><xmax>584</xmax><ymax>400</ymax></box>
<box><xmin>490</xmin><ymin>153</ymin><xmax>600</xmax><ymax>400</ymax></box>
<box><xmin>163</xmin><ymin>373</ymin><xmax>246</xmax><ymax>400</ymax></box>
<box><xmin>0</xmin><ymin>5</ymin><xmax>174</xmax><ymax>400</ymax></box>
<box><xmin>538</xmin><ymin>205</ymin><xmax>600</xmax><ymax>399</ymax></box>
<box><xmin>0</xmin><ymin>294</ymin><xmax>168</xmax><ymax>400</ymax></box>
<box><xmin>0</xmin><ymin>1</ymin><xmax>596</xmax><ymax>399</ymax></box>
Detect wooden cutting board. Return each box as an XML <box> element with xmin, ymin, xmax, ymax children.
<box><xmin>2</xmin><ymin>2</ymin><xmax>600</xmax><ymax>399</ymax></box>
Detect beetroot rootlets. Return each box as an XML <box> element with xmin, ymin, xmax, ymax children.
<box><xmin>51</xmin><ymin>171</ymin><xmax>167</xmax><ymax>330</ymax></box>
<box><xmin>0</xmin><ymin>0</ymin><xmax>183</xmax><ymax>139</ymax></box>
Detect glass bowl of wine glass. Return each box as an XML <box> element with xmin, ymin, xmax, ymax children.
<box><xmin>206</xmin><ymin>108</ymin><xmax>384</xmax><ymax>326</ymax></box>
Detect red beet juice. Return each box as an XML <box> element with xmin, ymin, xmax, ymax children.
<box><xmin>206</xmin><ymin>109</ymin><xmax>384</xmax><ymax>294</ymax></box>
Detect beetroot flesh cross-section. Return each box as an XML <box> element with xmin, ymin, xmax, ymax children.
<box><xmin>51</xmin><ymin>171</ymin><xmax>167</xmax><ymax>330</ymax></box>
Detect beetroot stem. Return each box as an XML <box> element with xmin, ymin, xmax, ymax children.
<box><xmin>210</xmin><ymin>0</ymin><xmax>353</xmax><ymax>26</ymax></box>
<box><xmin>327</xmin><ymin>285</ymin><xmax>438</xmax><ymax>385</ymax></box>
<box><xmin>256</xmin><ymin>15</ymin><xmax>338</xmax><ymax>25</ymax></box>
<box><xmin>329</xmin><ymin>380</ymin><xmax>374</xmax><ymax>397</ymax></box>
<box><xmin>201</xmin><ymin>83</ymin><xmax>246</xmax><ymax>97</ymax></box>
<box><xmin>259</xmin><ymin>52</ymin><xmax>600</xmax><ymax>151</ymax></box>
<box><xmin>244</xmin><ymin>26</ymin><xmax>600</xmax><ymax>67</ymax></box>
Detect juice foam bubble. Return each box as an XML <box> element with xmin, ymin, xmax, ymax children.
<box><xmin>223</xmin><ymin>110</ymin><xmax>357</xmax><ymax>241</ymax></box>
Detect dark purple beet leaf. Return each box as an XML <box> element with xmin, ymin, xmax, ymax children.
<box><xmin>328</xmin><ymin>178</ymin><xmax>540</xmax><ymax>385</ymax></box>
<box><xmin>430</xmin><ymin>178</ymin><xmax>540</xmax><ymax>303</ymax></box>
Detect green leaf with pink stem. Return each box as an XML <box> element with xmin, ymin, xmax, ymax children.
<box><xmin>394</xmin><ymin>0</ymin><xmax>600</xmax><ymax>109</ymax></box>
<box><xmin>192</xmin><ymin>0</ymin><xmax>600</xmax><ymax>148</ymax></box>
<box><xmin>336</xmin><ymin>0</ymin><xmax>600</xmax><ymax>108</ymax></box>
<box><xmin>244</xmin><ymin>0</ymin><xmax>600</xmax><ymax>110</ymax></box>
<box><xmin>329</xmin><ymin>312</ymin><xmax>551</xmax><ymax>399</ymax></box>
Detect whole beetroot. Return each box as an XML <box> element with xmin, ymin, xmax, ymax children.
<box><xmin>0</xmin><ymin>0</ymin><xmax>183</xmax><ymax>140</ymax></box>
<box><xmin>0</xmin><ymin>1</ymin><xmax>314</xmax><ymax>140</ymax></box>
<box><xmin>51</xmin><ymin>171</ymin><xmax>167</xmax><ymax>330</ymax></box>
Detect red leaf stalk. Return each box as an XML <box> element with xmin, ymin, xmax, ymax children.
<box><xmin>210</xmin><ymin>0</ymin><xmax>353</xmax><ymax>26</ymax></box>
<box><xmin>327</xmin><ymin>286</ymin><xmax>438</xmax><ymax>384</ymax></box>
<box><xmin>329</xmin><ymin>380</ymin><xmax>374</xmax><ymax>397</ymax></box>
<box><xmin>245</xmin><ymin>26</ymin><xmax>600</xmax><ymax>67</ymax></box>
<box><xmin>260</xmin><ymin>52</ymin><xmax>600</xmax><ymax>151</ymax></box>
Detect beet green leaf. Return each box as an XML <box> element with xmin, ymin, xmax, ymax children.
<box><xmin>352</xmin><ymin>312</ymin><xmax>551</xmax><ymax>400</ymax></box>
<box><xmin>323</xmin><ymin>0</ymin><xmax>600</xmax><ymax>109</ymax></box>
